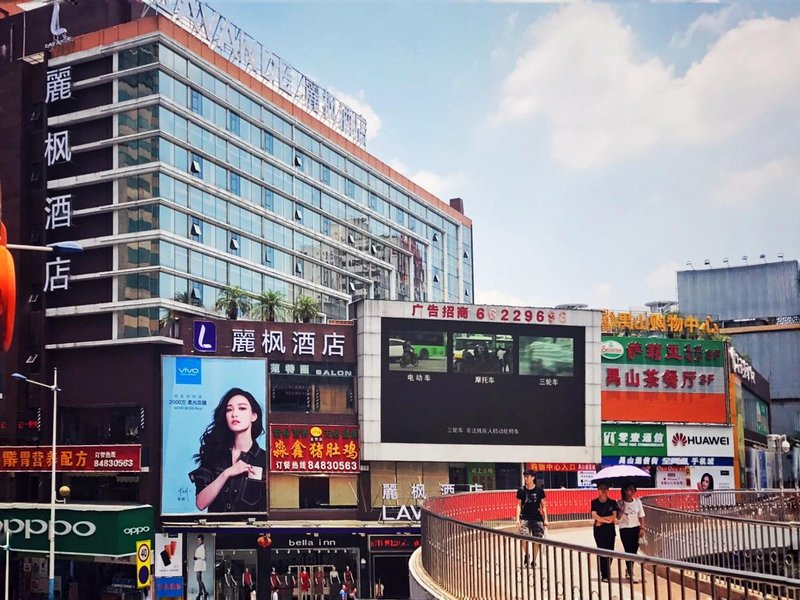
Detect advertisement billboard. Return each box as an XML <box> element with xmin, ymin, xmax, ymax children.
<box><xmin>602</xmin><ymin>424</ymin><xmax>734</xmax><ymax>464</ymax></box>
<box><xmin>689</xmin><ymin>466</ymin><xmax>734</xmax><ymax>491</ymax></box>
<box><xmin>0</xmin><ymin>445</ymin><xmax>141</xmax><ymax>472</ymax></box>
<box><xmin>269</xmin><ymin>425</ymin><xmax>360</xmax><ymax>473</ymax></box>
<box><xmin>381</xmin><ymin>317</ymin><xmax>586</xmax><ymax>445</ymax></box>
<box><xmin>601</xmin><ymin>336</ymin><xmax>727</xmax><ymax>423</ymax></box>
<box><xmin>161</xmin><ymin>357</ymin><xmax>267</xmax><ymax>515</ymax></box>
<box><xmin>154</xmin><ymin>533</ymin><xmax>183</xmax><ymax>577</ymax></box>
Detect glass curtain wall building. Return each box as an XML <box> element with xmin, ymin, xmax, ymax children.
<box><xmin>48</xmin><ymin>30</ymin><xmax>473</xmax><ymax>342</ymax></box>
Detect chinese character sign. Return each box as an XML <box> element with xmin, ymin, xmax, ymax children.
<box><xmin>601</xmin><ymin>336</ymin><xmax>727</xmax><ymax>424</ymax></box>
<box><xmin>44</xmin><ymin>130</ymin><xmax>71</xmax><ymax>166</ymax></box>
<box><xmin>0</xmin><ymin>445</ymin><xmax>141</xmax><ymax>472</ymax></box>
<box><xmin>45</xmin><ymin>66</ymin><xmax>72</xmax><ymax>103</ymax></box>
<box><xmin>270</xmin><ymin>424</ymin><xmax>359</xmax><ymax>473</ymax></box>
<box><xmin>161</xmin><ymin>356</ymin><xmax>267</xmax><ymax>515</ymax></box>
<box><xmin>601</xmin><ymin>310</ymin><xmax>719</xmax><ymax>339</ymax></box>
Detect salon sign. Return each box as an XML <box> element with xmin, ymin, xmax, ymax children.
<box><xmin>269</xmin><ymin>425</ymin><xmax>359</xmax><ymax>473</ymax></box>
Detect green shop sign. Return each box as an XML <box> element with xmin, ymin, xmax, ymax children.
<box><xmin>601</xmin><ymin>336</ymin><xmax>724</xmax><ymax>367</ymax></box>
<box><xmin>0</xmin><ymin>504</ymin><xmax>153</xmax><ymax>557</ymax></box>
<box><xmin>602</xmin><ymin>424</ymin><xmax>667</xmax><ymax>457</ymax></box>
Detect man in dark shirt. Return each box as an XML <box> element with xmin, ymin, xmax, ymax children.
<box><xmin>515</xmin><ymin>469</ymin><xmax>548</xmax><ymax>566</ymax></box>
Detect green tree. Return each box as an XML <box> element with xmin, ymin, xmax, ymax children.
<box><xmin>254</xmin><ymin>290</ymin><xmax>285</xmax><ymax>322</ymax></box>
<box><xmin>292</xmin><ymin>294</ymin><xmax>319</xmax><ymax>323</ymax></box>
<box><xmin>214</xmin><ymin>286</ymin><xmax>252</xmax><ymax>320</ymax></box>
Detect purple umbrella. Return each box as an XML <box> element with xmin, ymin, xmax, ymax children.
<box><xmin>591</xmin><ymin>465</ymin><xmax>651</xmax><ymax>488</ymax></box>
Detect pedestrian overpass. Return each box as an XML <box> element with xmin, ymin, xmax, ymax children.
<box><xmin>409</xmin><ymin>489</ymin><xmax>800</xmax><ymax>599</ymax></box>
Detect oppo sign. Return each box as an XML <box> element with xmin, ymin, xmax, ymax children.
<box><xmin>0</xmin><ymin>518</ymin><xmax>96</xmax><ymax>539</ymax></box>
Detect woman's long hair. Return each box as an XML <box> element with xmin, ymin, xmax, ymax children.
<box><xmin>194</xmin><ymin>388</ymin><xmax>263</xmax><ymax>465</ymax></box>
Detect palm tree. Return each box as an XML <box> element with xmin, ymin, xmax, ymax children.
<box><xmin>292</xmin><ymin>294</ymin><xmax>319</xmax><ymax>323</ymax></box>
<box><xmin>254</xmin><ymin>290</ymin><xmax>285</xmax><ymax>322</ymax></box>
<box><xmin>214</xmin><ymin>286</ymin><xmax>253</xmax><ymax>320</ymax></box>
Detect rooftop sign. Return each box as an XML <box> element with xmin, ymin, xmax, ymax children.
<box><xmin>142</xmin><ymin>0</ymin><xmax>368</xmax><ymax>147</ymax></box>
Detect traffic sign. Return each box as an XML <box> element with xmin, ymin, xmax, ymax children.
<box><xmin>136</xmin><ymin>540</ymin><xmax>151</xmax><ymax>589</ymax></box>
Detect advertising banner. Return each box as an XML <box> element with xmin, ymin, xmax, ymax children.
<box><xmin>656</xmin><ymin>467</ymin><xmax>688</xmax><ymax>488</ymax></box>
<box><xmin>154</xmin><ymin>533</ymin><xmax>183</xmax><ymax>577</ymax></box>
<box><xmin>381</xmin><ymin>317</ymin><xmax>586</xmax><ymax>445</ymax></box>
<box><xmin>0</xmin><ymin>504</ymin><xmax>152</xmax><ymax>557</ymax></box>
<box><xmin>665</xmin><ymin>425</ymin><xmax>734</xmax><ymax>458</ymax></box>
<box><xmin>527</xmin><ymin>463</ymin><xmax>596</xmax><ymax>472</ymax></box>
<box><xmin>689</xmin><ymin>466</ymin><xmax>734</xmax><ymax>491</ymax></box>
<box><xmin>0</xmin><ymin>445</ymin><xmax>141</xmax><ymax>472</ymax></box>
<box><xmin>601</xmin><ymin>424</ymin><xmax>667</xmax><ymax>457</ymax></box>
<box><xmin>186</xmin><ymin>533</ymin><xmax>215</xmax><ymax>600</ymax></box>
<box><xmin>269</xmin><ymin>425</ymin><xmax>359</xmax><ymax>473</ymax></box>
<box><xmin>161</xmin><ymin>357</ymin><xmax>267</xmax><ymax>515</ymax></box>
<box><xmin>601</xmin><ymin>336</ymin><xmax>727</xmax><ymax>423</ymax></box>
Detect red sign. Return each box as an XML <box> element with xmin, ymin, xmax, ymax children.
<box><xmin>368</xmin><ymin>535</ymin><xmax>421</xmax><ymax>552</ymax></box>
<box><xmin>270</xmin><ymin>425</ymin><xmax>359</xmax><ymax>473</ymax></box>
<box><xmin>0</xmin><ymin>445</ymin><xmax>141</xmax><ymax>472</ymax></box>
<box><xmin>527</xmin><ymin>463</ymin><xmax>595</xmax><ymax>473</ymax></box>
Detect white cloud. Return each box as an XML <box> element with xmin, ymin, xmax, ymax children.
<box><xmin>493</xmin><ymin>5</ymin><xmax>800</xmax><ymax>169</ymax></box>
<box><xmin>475</xmin><ymin>289</ymin><xmax>544</xmax><ymax>307</ymax></box>
<box><xmin>644</xmin><ymin>262</ymin><xmax>679</xmax><ymax>300</ymax></box>
<box><xmin>329</xmin><ymin>87</ymin><xmax>382</xmax><ymax>142</ymax></box>
<box><xmin>388</xmin><ymin>159</ymin><xmax>465</xmax><ymax>200</ymax></box>
<box><xmin>591</xmin><ymin>283</ymin><xmax>614</xmax><ymax>307</ymax></box>
<box><xmin>713</xmin><ymin>157</ymin><xmax>800</xmax><ymax>207</ymax></box>
<box><xmin>670</xmin><ymin>4</ymin><xmax>751</xmax><ymax>48</ymax></box>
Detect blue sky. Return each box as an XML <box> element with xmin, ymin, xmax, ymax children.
<box><xmin>208</xmin><ymin>1</ymin><xmax>800</xmax><ymax>311</ymax></box>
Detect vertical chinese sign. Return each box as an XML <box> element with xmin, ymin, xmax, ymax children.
<box><xmin>43</xmin><ymin>65</ymin><xmax>74</xmax><ymax>294</ymax></box>
<box><xmin>601</xmin><ymin>336</ymin><xmax>727</xmax><ymax>423</ymax></box>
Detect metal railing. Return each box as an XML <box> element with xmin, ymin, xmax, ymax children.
<box><xmin>643</xmin><ymin>490</ymin><xmax>800</xmax><ymax>579</ymax></box>
<box><xmin>421</xmin><ymin>490</ymin><xmax>800</xmax><ymax>599</ymax></box>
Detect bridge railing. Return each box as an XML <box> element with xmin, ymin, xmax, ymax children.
<box><xmin>642</xmin><ymin>490</ymin><xmax>800</xmax><ymax>578</ymax></box>
<box><xmin>421</xmin><ymin>490</ymin><xmax>800</xmax><ymax>600</ymax></box>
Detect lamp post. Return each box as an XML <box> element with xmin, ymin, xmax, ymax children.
<box><xmin>11</xmin><ymin>369</ymin><xmax>59</xmax><ymax>600</ymax></box>
<box><xmin>6</xmin><ymin>241</ymin><xmax>83</xmax><ymax>254</ymax></box>
<box><xmin>1</xmin><ymin>530</ymin><xmax>11</xmax><ymax>600</ymax></box>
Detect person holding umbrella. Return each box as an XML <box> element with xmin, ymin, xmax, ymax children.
<box><xmin>591</xmin><ymin>482</ymin><xmax>618</xmax><ymax>582</ymax></box>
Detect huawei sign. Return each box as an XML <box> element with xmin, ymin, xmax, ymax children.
<box><xmin>672</xmin><ymin>433</ymin><xmax>688</xmax><ymax>447</ymax></box>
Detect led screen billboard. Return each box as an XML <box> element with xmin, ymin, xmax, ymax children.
<box><xmin>381</xmin><ymin>317</ymin><xmax>586</xmax><ymax>445</ymax></box>
<box><xmin>161</xmin><ymin>356</ymin><xmax>268</xmax><ymax>515</ymax></box>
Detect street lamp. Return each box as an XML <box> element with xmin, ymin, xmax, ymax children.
<box><xmin>1</xmin><ymin>530</ymin><xmax>11</xmax><ymax>600</ymax></box>
<box><xmin>6</xmin><ymin>241</ymin><xmax>83</xmax><ymax>254</ymax></box>
<box><xmin>11</xmin><ymin>369</ymin><xmax>59</xmax><ymax>600</ymax></box>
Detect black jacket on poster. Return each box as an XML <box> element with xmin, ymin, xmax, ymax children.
<box><xmin>189</xmin><ymin>442</ymin><xmax>267</xmax><ymax>512</ymax></box>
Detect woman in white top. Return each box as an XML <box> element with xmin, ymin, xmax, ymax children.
<box><xmin>617</xmin><ymin>483</ymin><xmax>645</xmax><ymax>582</ymax></box>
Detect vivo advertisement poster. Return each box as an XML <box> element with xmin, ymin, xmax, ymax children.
<box><xmin>162</xmin><ymin>356</ymin><xmax>268</xmax><ymax>515</ymax></box>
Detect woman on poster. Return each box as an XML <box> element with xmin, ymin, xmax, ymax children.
<box><xmin>193</xmin><ymin>535</ymin><xmax>210</xmax><ymax>600</ymax></box>
<box><xmin>190</xmin><ymin>388</ymin><xmax>267</xmax><ymax>512</ymax></box>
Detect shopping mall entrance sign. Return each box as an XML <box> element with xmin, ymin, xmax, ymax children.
<box><xmin>0</xmin><ymin>503</ymin><xmax>153</xmax><ymax>557</ymax></box>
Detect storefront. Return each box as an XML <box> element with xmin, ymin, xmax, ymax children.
<box><xmin>601</xmin><ymin>423</ymin><xmax>735</xmax><ymax>489</ymax></box>
<box><xmin>0</xmin><ymin>503</ymin><xmax>153</xmax><ymax>600</ymax></box>
<box><xmin>368</xmin><ymin>533</ymin><xmax>420</xmax><ymax>599</ymax></box>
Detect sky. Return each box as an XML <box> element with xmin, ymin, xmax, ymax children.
<box><xmin>207</xmin><ymin>1</ymin><xmax>800</xmax><ymax>311</ymax></box>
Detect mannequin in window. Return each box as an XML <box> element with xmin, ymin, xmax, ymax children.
<box><xmin>223</xmin><ymin>563</ymin><xmax>237</xmax><ymax>600</ymax></box>
<box><xmin>329</xmin><ymin>564</ymin><xmax>341</xmax><ymax>598</ymax></box>
<box><xmin>270</xmin><ymin>568</ymin><xmax>281</xmax><ymax>600</ymax></box>
<box><xmin>241</xmin><ymin>567</ymin><xmax>254</xmax><ymax>600</ymax></box>
<box><xmin>299</xmin><ymin>567</ymin><xmax>311</xmax><ymax>600</ymax></box>
<box><xmin>313</xmin><ymin>567</ymin><xmax>325</xmax><ymax>600</ymax></box>
<box><xmin>343</xmin><ymin>565</ymin><xmax>355</xmax><ymax>588</ymax></box>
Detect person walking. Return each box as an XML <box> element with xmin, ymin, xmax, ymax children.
<box><xmin>617</xmin><ymin>483</ymin><xmax>645</xmax><ymax>582</ymax></box>
<box><xmin>515</xmin><ymin>469</ymin><xmax>548</xmax><ymax>567</ymax></box>
<box><xmin>591</xmin><ymin>483</ymin><xmax>618</xmax><ymax>582</ymax></box>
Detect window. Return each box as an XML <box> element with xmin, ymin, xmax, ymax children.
<box><xmin>369</xmin><ymin>194</ymin><xmax>378</xmax><ymax>211</ymax></box>
<box><xmin>229</xmin><ymin>233</ymin><xmax>240</xmax><ymax>255</ymax></box>
<box><xmin>190</xmin><ymin>153</ymin><xmax>202</xmax><ymax>176</ymax></box>
<box><xmin>190</xmin><ymin>219</ymin><xmax>202</xmax><ymax>240</ymax></box>
<box><xmin>229</xmin><ymin>172</ymin><xmax>241</xmax><ymax>196</ymax></box>
<box><xmin>294</xmin><ymin>208</ymin><xmax>303</xmax><ymax>222</ymax></box>
<box><xmin>294</xmin><ymin>154</ymin><xmax>303</xmax><ymax>169</ymax></box>
<box><xmin>321</xmin><ymin>165</ymin><xmax>331</xmax><ymax>185</ymax></box>
<box><xmin>345</xmin><ymin>179</ymin><xmax>355</xmax><ymax>198</ymax></box>
<box><xmin>263</xmin><ymin>188</ymin><xmax>274</xmax><ymax>211</ymax></box>
<box><xmin>263</xmin><ymin>132</ymin><xmax>274</xmax><ymax>154</ymax></box>
<box><xmin>190</xmin><ymin>89</ymin><xmax>202</xmax><ymax>114</ymax></box>
<box><xmin>299</xmin><ymin>477</ymin><xmax>329</xmax><ymax>508</ymax></box>
<box><xmin>264</xmin><ymin>246</ymin><xmax>274</xmax><ymax>266</ymax></box>
<box><xmin>228</xmin><ymin>112</ymin><xmax>240</xmax><ymax>136</ymax></box>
